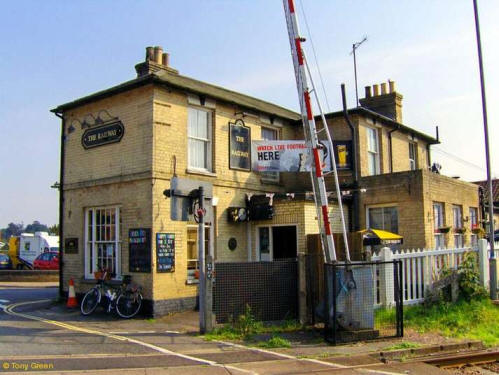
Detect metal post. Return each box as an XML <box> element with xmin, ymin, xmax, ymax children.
<box><xmin>353</xmin><ymin>45</ymin><xmax>359</xmax><ymax>106</ymax></box>
<box><xmin>473</xmin><ymin>0</ymin><xmax>496</xmax><ymax>299</ymax></box>
<box><xmin>198</xmin><ymin>186</ymin><xmax>206</xmax><ymax>333</ymax></box>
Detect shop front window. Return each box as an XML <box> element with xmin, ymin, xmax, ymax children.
<box><xmin>84</xmin><ymin>206</ymin><xmax>121</xmax><ymax>279</ymax></box>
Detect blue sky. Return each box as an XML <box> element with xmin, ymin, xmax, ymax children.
<box><xmin>1</xmin><ymin>1</ymin><xmax>498</xmax><ymax>227</ymax></box>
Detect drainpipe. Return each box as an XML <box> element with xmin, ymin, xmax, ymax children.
<box><xmin>341</xmin><ymin>84</ymin><xmax>360</xmax><ymax>232</ymax></box>
<box><xmin>55</xmin><ymin>112</ymin><xmax>65</xmax><ymax>299</ymax></box>
<box><xmin>388</xmin><ymin>125</ymin><xmax>400</xmax><ymax>173</ymax></box>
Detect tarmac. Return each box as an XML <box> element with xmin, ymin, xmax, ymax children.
<box><xmin>0</xmin><ymin>283</ymin><xmax>486</xmax><ymax>375</ymax></box>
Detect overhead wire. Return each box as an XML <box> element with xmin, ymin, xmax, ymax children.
<box><xmin>297</xmin><ymin>0</ymin><xmax>331</xmax><ymax>113</ymax></box>
<box><xmin>433</xmin><ymin>147</ymin><xmax>499</xmax><ymax>176</ymax></box>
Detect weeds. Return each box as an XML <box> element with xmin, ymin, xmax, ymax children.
<box><xmin>203</xmin><ymin>304</ymin><xmax>302</xmax><ymax>343</ymax></box>
<box><xmin>383</xmin><ymin>341</ymin><xmax>421</xmax><ymax>351</ymax></box>
<box><xmin>256</xmin><ymin>336</ymin><xmax>291</xmax><ymax>348</ymax></box>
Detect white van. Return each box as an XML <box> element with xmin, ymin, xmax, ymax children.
<box><xmin>18</xmin><ymin>232</ymin><xmax>59</xmax><ymax>269</ymax></box>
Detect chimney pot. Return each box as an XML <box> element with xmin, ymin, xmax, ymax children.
<box><xmin>373</xmin><ymin>84</ymin><xmax>379</xmax><ymax>96</ymax></box>
<box><xmin>162</xmin><ymin>52</ymin><xmax>170</xmax><ymax>67</ymax></box>
<box><xmin>365</xmin><ymin>86</ymin><xmax>372</xmax><ymax>98</ymax></box>
<box><xmin>146</xmin><ymin>46</ymin><xmax>154</xmax><ymax>62</ymax></box>
<box><xmin>389</xmin><ymin>80</ymin><xmax>395</xmax><ymax>93</ymax></box>
<box><xmin>380</xmin><ymin>82</ymin><xmax>387</xmax><ymax>95</ymax></box>
<box><xmin>153</xmin><ymin>46</ymin><xmax>163</xmax><ymax>64</ymax></box>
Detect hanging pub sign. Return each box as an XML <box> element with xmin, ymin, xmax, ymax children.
<box><xmin>82</xmin><ymin>121</ymin><xmax>124</xmax><ymax>149</ymax></box>
<box><xmin>156</xmin><ymin>233</ymin><xmax>175</xmax><ymax>272</ymax></box>
<box><xmin>128</xmin><ymin>228</ymin><xmax>151</xmax><ymax>273</ymax></box>
<box><xmin>251</xmin><ymin>140</ymin><xmax>333</xmax><ymax>172</ymax></box>
<box><xmin>229</xmin><ymin>119</ymin><xmax>251</xmax><ymax>171</ymax></box>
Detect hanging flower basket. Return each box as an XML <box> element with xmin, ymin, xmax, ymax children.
<box><xmin>472</xmin><ymin>227</ymin><xmax>485</xmax><ymax>237</ymax></box>
<box><xmin>438</xmin><ymin>226</ymin><xmax>451</xmax><ymax>233</ymax></box>
<box><xmin>454</xmin><ymin>227</ymin><xmax>467</xmax><ymax>234</ymax></box>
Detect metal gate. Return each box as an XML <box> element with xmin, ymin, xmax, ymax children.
<box><xmin>213</xmin><ymin>259</ymin><xmax>298</xmax><ymax>323</ymax></box>
<box><xmin>323</xmin><ymin>260</ymin><xmax>403</xmax><ymax>345</ymax></box>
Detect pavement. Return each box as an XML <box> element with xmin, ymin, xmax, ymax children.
<box><xmin>0</xmin><ymin>283</ymin><xmax>472</xmax><ymax>375</ymax></box>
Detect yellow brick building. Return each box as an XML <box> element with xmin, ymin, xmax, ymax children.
<box><xmin>52</xmin><ymin>47</ymin><xmax>343</xmax><ymax>315</ymax></box>
<box><xmin>318</xmin><ymin>82</ymin><xmax>480</xmax><ymax>250</ymax></box>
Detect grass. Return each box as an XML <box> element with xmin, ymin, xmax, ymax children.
<box><xmin>376</xmin><ymin>298</ymin><xmax>499</xmax><ymax>347</ymax></box>
<box><xmin>382</xmin><ymin>341</ymin><xmax>421</xmax><ymax>351</ymax></box>
<box><xmin>256</xmin><ymin>336</ymin><xmax>291</xmax><ymax>348</ymax></box>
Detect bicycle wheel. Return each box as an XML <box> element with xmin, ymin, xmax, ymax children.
<box><xmin>80</xmin><ymin>287</ymin><xmax>101</xmax><ymax>315</ymax></box>
<box><xmin>116</xmin><ymin>291</ymin><xmax>142</xmax><ymax>318</ymax></box>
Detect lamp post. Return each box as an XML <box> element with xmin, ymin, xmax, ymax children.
<box><xmin>472</xmin><ymin>0</ymin><xmax>497</xmax><ymax>299</ymax></box>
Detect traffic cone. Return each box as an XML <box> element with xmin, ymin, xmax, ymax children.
<box><xmin>67</xmin><ymin>278</ymin><xmax>78</xmax><ymax>308</ymax></box>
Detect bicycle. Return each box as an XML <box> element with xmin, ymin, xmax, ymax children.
<box><xmin>80</xmin><ymin>269</ymin><xmax>143</xmax><ymax>319</ymax></box>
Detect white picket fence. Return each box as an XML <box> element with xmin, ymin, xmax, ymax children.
<box><xmin>371</xmin><ymin>239</ymin><xmax>496</xmax><ymax>307</ymax></box>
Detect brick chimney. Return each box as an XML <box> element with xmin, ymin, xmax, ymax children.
<box><xmin>359</xmin><ymin>80</ymin><xmax>403</xmax><ymax>123</ymax></box>
<box><xmin>135</xmin><ymin>46</ymin><xmax>178</xmax><ymax>77</ymax></box>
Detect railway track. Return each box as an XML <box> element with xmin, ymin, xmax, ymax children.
<box><xmin>421</xmin><ymin>350</ymin><xmax>499</xmax><ymax>369</ymax></box>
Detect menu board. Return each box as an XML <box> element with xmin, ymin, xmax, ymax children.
<box><xmin>156</xmin><ymin>233</ymin><xmax>175</xmax><ymax>273</ymax></box>
<box><xmin>128</xmin><ymin>228</ymin><xmax>151</xmax><ymax>273</ymax></box>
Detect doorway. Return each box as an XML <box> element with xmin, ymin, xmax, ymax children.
<box><xmin>257</xmin><ymin>225</ymin><xmax>297</xmax><ymax>261</ymax></box>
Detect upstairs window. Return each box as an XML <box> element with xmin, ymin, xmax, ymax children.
<box><xmin>188</xmin><ymin>107</ymin><xmax>212</xmax><ymax>172</ymax></box>
<box><xmin>366</xmin><ymin>127</ymin><xmax>380</xmax><ymax>176</ymax></box>
<box><xmin>409</xmin><ymin>142</ymin><xmax>417</xmax><ymax>170</ymax></box>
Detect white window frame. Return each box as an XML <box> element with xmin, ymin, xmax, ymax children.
<box><xmin>84</xmin><ymin>206</ymin><xmax>121</xmax><ymax>279</ymax></box>
<box><xmin>409</xmin><ymin>142</ymin><xmax>417</xmax><ymax>170</ymax></box>
<box><xmin>433</xmin><ymin>202</ymin><xmax>445</xmax><ymax>249</ymax></box>
<box><xmin>452</xmin><ymin>205</ymin><xmax>463</xmax><ymax>229</ymax></box>
<box><xmin>470</xmin><ymin>207</ymin><xmax>478</xmax><ymax>248</ymax></box>
<box><xmin>366</xmin><ymin>204</ymin><xmax>399</xmax><ymax>233</ymax></box>
<box><xmin>366</xmin><ymin>127</ymin><xmax>380</xmax><ymax>176</ymax></box>
<box><xmin>260</xmin><ymin>126</ymin><xmax>280</xmax><ymax>183</ymax></box>
<box><xmin>255</xmin><ymin>224</ymin><xmax>298</xmax><ymax>262</ymax></box>
<box><xmin>187</xmin><ymin>107</ymin><xmax>213</xmax><ymax>172</ymax></box>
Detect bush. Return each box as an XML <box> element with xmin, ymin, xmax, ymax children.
<box><xmin>457</xmin><ymin>252</ymin><xmax>487</xmax><ymax>300</ymax></box>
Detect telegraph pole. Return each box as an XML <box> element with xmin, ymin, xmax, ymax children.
<box><xmin>351</xmin><ymin>36</ymin><xmax>367</xmax><ymax>107</ymax></box>
<box><xmin>473</xmin><ymin>0</ymin><xmax>497</xmax><ymax>299</ymax></box>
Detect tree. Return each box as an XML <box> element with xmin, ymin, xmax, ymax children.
<box><xmin>24</xmin><ymin>221</ymin><xmax>49</xmax><ymax>233</ymax></box>
<box><xmin>2</xmin><ymin>223</ymin><xmax>24</xmax><ymax>239</ymax></box>
<box><xmin>48</xmin><ymin>224</ymin><xmax>59</xmax><ymax>235</ymax></box>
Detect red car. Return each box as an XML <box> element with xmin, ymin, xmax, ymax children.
<box><xmin>33</xmin><ymin>252</ymin><xmax>59</xmax><ymax>270</ymax></box>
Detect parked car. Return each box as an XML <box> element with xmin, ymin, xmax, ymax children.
<box><xmin>0</xmin><ymin>253</ymin><xmax>12</xmax><ymax>269</ymax></box>
<box><xmin>33</xmin><ymin>252</ymin><xmax>59</xmax><ymax>270</ymax></box>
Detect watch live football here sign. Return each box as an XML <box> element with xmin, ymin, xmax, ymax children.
<box><xmin>251</xmin><ymin>140</ymin><xmax>332</xmax><ymax>172</ymax></box>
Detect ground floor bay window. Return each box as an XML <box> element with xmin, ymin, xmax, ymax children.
<box><xmin>84</xmin><ymin>206</ymin><xmax>121</xmax><ymax>279</ymax></box>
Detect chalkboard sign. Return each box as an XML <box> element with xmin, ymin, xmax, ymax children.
<box><xmin>229</xmin><ymin>120</ymin><xmax>251</xmax><ymax>171</ymax></box>
<box><xmin>156</xmin><ymin>233</ymin><xmax>175</xmax><ymax>273</ymax></box>
<box><xmin>129</xmin><ymin>228</ymin><xmax>151</xmax><ymax>273</ymax></box>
